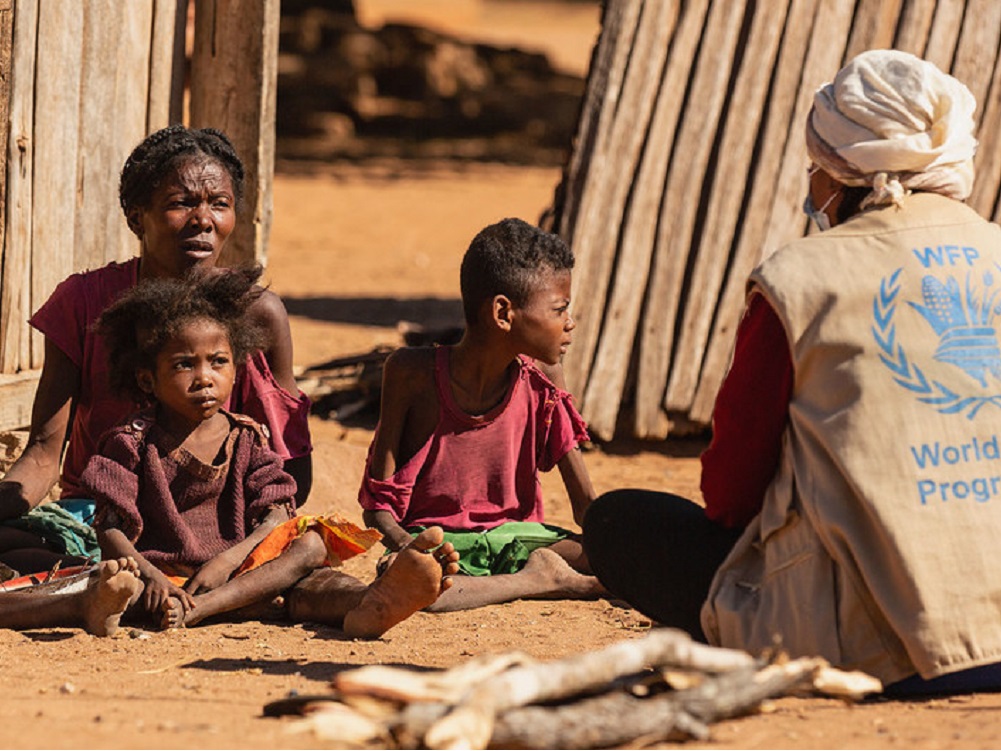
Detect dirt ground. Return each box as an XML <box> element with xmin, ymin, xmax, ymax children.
<box><xmin>4</xmin><ymin>3</ymin><xmax>1001</xmax><ymax>749</ymax></box>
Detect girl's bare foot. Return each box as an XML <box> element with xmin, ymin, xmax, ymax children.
<box><xmin>83</xmin><ymin>558</ymin><xmax>141</xmax><ymax>637</ymax></box>
<box><xmin>343</xmin><ymin>527</ymin><xmax>459</xmax><ymax>639</ymax></box>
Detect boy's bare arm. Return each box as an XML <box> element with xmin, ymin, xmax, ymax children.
<box><xmin>534</xmin><ymin>360</ymin><xmax>597</xmax><ymax>526</ymax></box>
<box><xmin>369</xmin><ymin>348</ymin><xmax>437</xmax><ymax>480</ymax></box>
<box><xmin>363</xmin><ymin>349</ymin><xmax>437</xmax><ymax>552</ymax></box>
<box><xmin>558</xmin><ymin>447</ymin><xmax>597</xmax><ymax>528</ymax></box>
<box><xmin>363</xmin><ymin>509</ymin><xmax>413</xmax><ymax>552</ymax></box>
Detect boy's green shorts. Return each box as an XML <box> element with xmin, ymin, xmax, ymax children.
<box><xmin>406</xmin><ymin>521</ymin><xmax>573</xmax><ymax>576</ymax></box>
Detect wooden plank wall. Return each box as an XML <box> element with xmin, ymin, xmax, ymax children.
<box><xmin>555</xmin><ymin>0</ymin><xmax>1001</xmax><ymax>440</ymax></box>
<box><xmin>0</xmin><ymin>0</ymin><xmax>274</xmax><ymax>432</ymax></box>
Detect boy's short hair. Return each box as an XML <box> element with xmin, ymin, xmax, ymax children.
<box><xmin>460</xmin><ymin>218</ymin><xmax>574</xmax><ymax>326</ymax></box>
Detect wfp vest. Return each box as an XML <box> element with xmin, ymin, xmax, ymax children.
<box><xmin>702</xmin><ymin>192</ymin><xmax>1001</xmax><ymax>683</ymax></box>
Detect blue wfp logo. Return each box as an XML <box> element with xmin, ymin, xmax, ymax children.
<box><xmin>872</xmin><ymin>261</ymin><xmax>1001</xmax><ymax>418</ymax></box>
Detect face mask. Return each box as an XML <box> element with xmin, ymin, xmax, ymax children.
<box><xmin>803</xmin><ymin>191</ymin><xmax>837</xmax><ymax>232</ymax></box>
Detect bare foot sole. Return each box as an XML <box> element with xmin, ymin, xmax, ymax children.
<box><xmin>83</xmin><ymin>558</ymin><xmax>141</xmax><ymax>637</ymax></box>
<box><xmin>522</xmin><ymin>547</ymin><xmax>608</xmax><ymax>599</ymax></box>
<box><xmin>343</xmin><ymin>527</ymin><xmax>458</xmax><ymax>639</ymax></box>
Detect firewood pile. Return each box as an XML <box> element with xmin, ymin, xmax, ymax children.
<box><xmin>268</xmin><ymin>628</ymin><xmax>881</xmax><ymax>748</ymax></box>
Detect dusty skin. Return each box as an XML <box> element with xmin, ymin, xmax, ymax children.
<box><xmin>85</xmin><ymin>558</ymin><xmax>142</xmax><ymax>637</ymax></box>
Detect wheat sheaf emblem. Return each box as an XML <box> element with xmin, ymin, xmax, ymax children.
<box><xmin>872</xmin><ymin>268</ymin><xmax>1001</xmax><ymax>418</ymax></box>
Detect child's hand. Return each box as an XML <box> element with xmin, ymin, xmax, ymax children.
<box><xmin>142</xmin><ymin>570</ymin><xmax>196</xmax><ymax>616</ymax></box>
<box><xmin>184</xmin><ymin>553</ymin><xmax>240</xmax><ymax>595</ymax></box>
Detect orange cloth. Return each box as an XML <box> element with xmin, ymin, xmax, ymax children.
<box><xmin>235</xmin><ymin>514</ymin><xmax>382</xmax><ymax>576</ymax></box>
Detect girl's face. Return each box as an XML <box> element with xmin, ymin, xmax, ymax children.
<box><xmin>138</xmin><ymin>318</ymin><xmax>236</xmax><ymax>432</ymax></box>
<box><xmin>131</xmin><ymin>157</ymin><xmax>237</xmax><ymax>280</ymax></box>
<box><xmin>510</xmin><ymin>268</ymin><xmax>575</xmax><ymax>366</ymax></box>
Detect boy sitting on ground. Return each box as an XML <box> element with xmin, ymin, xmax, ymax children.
<box><xmin>359</xmin><ymin>218</ymin><xmax>605</xmax><ymax>611</ymax></box>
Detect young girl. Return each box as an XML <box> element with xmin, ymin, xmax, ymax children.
<box><xmin>83</xmin><ymin>267</ymin><xmax>458</xmax><ymax>632</ymax></box>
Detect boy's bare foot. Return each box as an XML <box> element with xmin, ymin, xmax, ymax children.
<box><xmin>521</xmin><ymin>547</ymin><xmax>608</xmax><ymax>599</ymax></box>
<box><xmin>83</xmin><ymin>558</ymin><xmax>141</xmax><ymax>637</ymax></box>
<box><xmin>343</xmin><ymin>527</ymin><xmax>459</xmax><ymax>639</ymax></box>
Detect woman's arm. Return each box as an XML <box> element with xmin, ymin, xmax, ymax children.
<box><xmin>700</xmin><ymin>293</ymin><xmax>793</xmax><ymax>529</ymax></box>
<box><xmin>0</xmin><ymin>339</ymin><xmax>79</xmax><ymax>520</ymax></box>
<box><xmin>247</xmin><ymin>288</ymin><xmax>313</xmax><ymax>504</ymax></box>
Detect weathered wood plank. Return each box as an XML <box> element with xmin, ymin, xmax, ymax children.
<box><xmin>577</xmin><ymin>0</ymin><xmax>702</xmax><ymax>439</ymax></box>
<box><xmin>663</xmin><ymin>0</ymin><xmax>792</xmax><ymax>413</ymax></box>
<box><xmin>76</xmin><ymin>1</ymin><xmax>150</xmax><ymax>272</ymax></box>
<box><xmin>1</xmin><ymin>0</ymin><xmax>35</xmax><ymax>375</ymax></box>
<box><xmin>30</xmin><ymin>2</ymin><xmax>83</xmax><ymax>368</ymax></box>
<box><xmin>923</xmin><ymin>0</ymin><xmax>965</xmax><ymax>72</ymax></box>
<box><xmin>894</xmin><ymin>0</ymin><xmax>937</xmax><ymax>54</ymax></box>
<box><xmin>558</xmin><ymin>0</ymin><xmax>646</xmax><ymax>398</ymax></box>
<box><xmin>949</xmin><ymin>0</ymin><xmax>1001</xmax><ymax>129</ymax></box>
<box><xmin>844</xmin><ymin>0</ymin><xmax>903</xmax><ymax>60</ymax></box>
<box><xmin>0</xmin><ymin>0</ymin><xmax>16</xmax><ymax>374</ymax></box>
<box><xmin>689</xmin><ymin>0</ymin><xmax>825</xmax><ymax>423</ymax></box>
<box><xmin>0</xmin><ymin>370</ymin><xmax>41</xmax><ymax>432</ymax></box>
<box><xmin>633</xmin><ymin>0</ymin><xmax>748</xmax><ymax>438</ymax></box>
<box><xmin>189</xmin><ymin>0</ymin><xmax>280</xmax><ymax>267</ymax></box>
<box><xmin>554</xmin><ymin>0</ymin><xmax>641</xmax><ymax>245</ymax></box>
<box><xmin>561</xmin><ymin>0</ymin><xmax>680</xmax><ymax>413</ymax></box>
<box><xmin>148</xmin><ymin>0</ymin><xmax>187</xmax><ymax>131</ymax></box>
<box><xmin>971</xmin><ymin>37</ymin><xmax>1001</xmax><ymax>221</ymax></box>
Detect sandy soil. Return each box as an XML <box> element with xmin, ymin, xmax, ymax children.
<box><xmin>4</xmin><ymin>3</ymin><xmax>1001</xmax><ymax>749</ymax></box>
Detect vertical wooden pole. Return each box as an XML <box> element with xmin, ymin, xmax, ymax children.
<box><xmin>29</xmin><ymin>2</ymin><xmax>82</xmax><ymax>368</ymax></box>
<box><xmin>578</xmin><ymin>0</ymin><xmax>702</xmax><ymax>439</ymax></box>
<box><xmin>189</xmin><ymin>0</ymin><xmax>279</xmax><ymax>268</ymax></box>
<box><xmin>77</xmin><ymin>1</ymin><xmax>151</xmax><ymax>272</ymax></box>
<box><xmin>633</xmin><ymin>0</ymin><xmax>747</xmax><ymax>438</ymax></box>
<box><xmin>148</xmin><ymin>0</ymin><xmax>187</xmax><ymax>132</ymax></box>
<box><xmin>0</xmin><ymin>0</ymin><xmax>18</xmax><ymax>373</ymax></box>
<box><xmin>663</xmin><ymin>0</ymin><xmax>792</xmax><ymax>414</ymax></box>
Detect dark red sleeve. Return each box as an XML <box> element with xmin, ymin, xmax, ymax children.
<box><xmin>700</xmin><ymin>293</ymin><xmax>793</xmax><ymax>529</ymax></box>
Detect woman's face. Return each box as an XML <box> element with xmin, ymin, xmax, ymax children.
<box><xmin>131</xmin><ymin>157</ymin><xmax>237</xmax><ymax>280</ymax></box>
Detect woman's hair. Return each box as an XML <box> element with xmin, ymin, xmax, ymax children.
<box><xmin>119</xmin><ymin>125</ymin><xmax>246</xmax><ymax>216</ymax></box>
<box><xmin>459</xmin><ymin>217</ymin><xmax>574</xmax><ymax>326</ymax></box>
<box><xmin>95</xmin><ymin>266</ymin><xmax>267</xmax><ymax>404</ymax></box>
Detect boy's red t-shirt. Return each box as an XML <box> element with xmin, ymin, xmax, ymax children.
<box><xmin>359</xmin><ymin>347</ymin><xmax>589</xmax><ymax>531</ymax></box>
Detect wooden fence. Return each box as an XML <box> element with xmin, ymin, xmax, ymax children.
<box><xmin>0</xmin><ymin>0</ymin><xmax>278</xmax><ymax>432</ymax></box>
<box><xmin>553</xmin><ymin>0</ymin><xmax>1001</xmax><ymax>440</ymax></box>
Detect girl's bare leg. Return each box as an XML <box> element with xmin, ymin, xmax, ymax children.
<box><xmin>164</xmin><ymin>531</ymin><xmax>329</xmax><ymax>628</ymax></box>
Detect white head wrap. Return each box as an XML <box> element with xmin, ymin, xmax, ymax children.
<box><xmin>806</xmin><ymin>49</ymin><xmax>978</xmax><ymax>208</ymax></box>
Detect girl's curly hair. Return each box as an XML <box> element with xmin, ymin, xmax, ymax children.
<box><xmin>95</xmin><ymin>265</ymin><xmax>267</xmax><ymax>404</ymax></box>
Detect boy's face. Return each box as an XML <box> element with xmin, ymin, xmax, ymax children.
<box><xmin>138</xmin><ymin>318</ymin><xmax>236</xmax><ymax>432</ymax></box>
<box><xmin>130</xmin><ymin>157</ymin><xmax>237</xmax><ymax>280</ymax></box>
<box><xmin>511</xmin><ymin>268</ymin><xmax>575</xmax><ymax>365</ymax></box>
